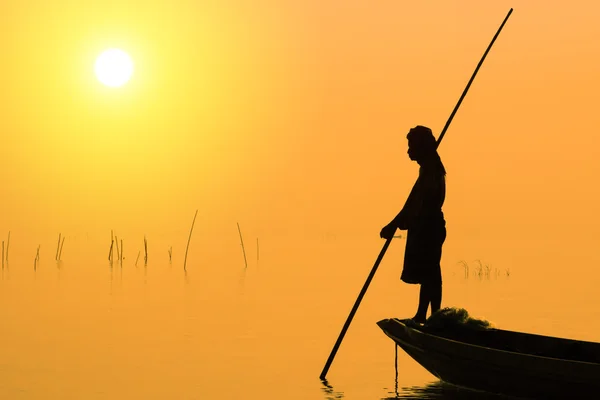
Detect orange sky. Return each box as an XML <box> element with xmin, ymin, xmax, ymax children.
<box><xmin>1</xmin><ymin>1</ymin><xmax>600</xmax><ymax>273</ymax></box>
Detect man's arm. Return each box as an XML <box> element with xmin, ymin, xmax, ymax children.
<box><xmin>390</xmin><ymin>179</ymin><xmax>424</xmax><ymax>230</ymax></box>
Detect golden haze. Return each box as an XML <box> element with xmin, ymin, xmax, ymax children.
<box><xmin>0</xmin><ymin>1</ymin><xmax>599</xmax><ymax>274</ymax></box>
<box><xmin>2</xmin><ymin>2</ymin><xmax>600</xmax><ymax>399</ymax></box>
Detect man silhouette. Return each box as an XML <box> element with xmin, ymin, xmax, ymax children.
<box><xmin>380</xmin><ymin>125</ymin><xmax>447</xmax><ymax>323</ymax></box>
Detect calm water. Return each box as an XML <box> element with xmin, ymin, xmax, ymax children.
<box><xmin>1</xmin><ymin>233</ymin><xmax>599</xmax><ymax>399</ymax></box>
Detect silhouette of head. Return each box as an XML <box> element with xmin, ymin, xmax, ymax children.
<box><xmin>407</xmin><ymin>125</ymin><xmax>437</xmax><ymax>162</ymax></box>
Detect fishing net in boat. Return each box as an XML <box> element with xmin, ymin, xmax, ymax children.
<box><xmin>425</xmin><ymin>307</ymin><xmax>494</xmax><ymax>330</ymax></box>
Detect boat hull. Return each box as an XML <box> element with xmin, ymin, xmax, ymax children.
<box><xmin>378</xmin><ymin>318</ymin><xmax>600</xmax><ymax>399</ymax></box>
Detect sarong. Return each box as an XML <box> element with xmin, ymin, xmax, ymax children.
<box><xmin>401</xmin><ymin>214</ymin><xmax>446</xmax><ymax>285</ymax></box>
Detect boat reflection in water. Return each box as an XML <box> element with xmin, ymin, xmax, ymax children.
<box><xmin>388</xmin><ymin>381</ymin><xmax>519</xmax><ymax>399</ymax></box>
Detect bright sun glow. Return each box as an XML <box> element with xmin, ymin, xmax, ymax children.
<box><xmin>94</xmin><ymin>48</ymin><xmax>134</xmax><ymax>88</ymax></box>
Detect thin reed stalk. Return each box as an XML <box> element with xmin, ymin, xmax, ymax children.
<box><xmin>120</xmin><ymin>239</ymin><xmax>123</xmax><ymax>266</ymax></box>
<box><xmin>55</xmin><ymin>233</ymin><xmax>61</xmax><ymax>260</ymax></box>
<box><xmin>6</xmin><ymin>231</ymin><xmax>10</xmax><ymax>262</ymax></box>
<box><xmin>34</xmin><ymin>245</ymin><xmax>40</xmax><ymax>270</ymax></box>
<box><xmin>183</xmin><ymin>210</ymin><xmax>198</xmax><ymax>272</ymax></box>
<box><xmin>58</xmin><ymin>236</ymin><xmax>65</xmax><ymax>260</ymax></box>
<box><xmin>183</xmin><ymin>210</ymin><xmax>198</xmax><ymax>271</ymax></box>
<box><xmin>115</xmin><ymin>236</ymin><xmax>120</xmax><ymax>261</ymax></box>
<box><xmin>237</xmin><ymin>222</ymin><xmax>248</xmax><ymax>269</ymax></box>
<box><xmin>135</xmin><ymin>250</ymin><xmax>140</xmax><ymax>267</ymax></box>
<box><xmin>168</xmin><ymin>246</ymin><xmax>172</xmax><ymax>262</ymax></box>
<box><xmin>110</xmin><ymin>230</ymin><xmax>114</xmax><ymax>261</ymax></box>
<box><xmin>144</xmin><ymin>236</ymin><xmax>148</xmax><ymax>266</ymax></box>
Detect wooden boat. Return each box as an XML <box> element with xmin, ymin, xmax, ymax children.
<box><xmin>377</xmin><ymin>316</ymin><xmax>600</xmax><ymax>399</ymax></box>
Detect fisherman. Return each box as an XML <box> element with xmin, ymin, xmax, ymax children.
<box><xmin>380</xmin><ymin>125</ymin><xmax>447</xmax><ymax>324</ymax></box>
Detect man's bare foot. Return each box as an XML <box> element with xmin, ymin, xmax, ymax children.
<box><xmin>411</xmin><ymin>315</ymin><xmax>427</xmax><ymax>324</ymax></box>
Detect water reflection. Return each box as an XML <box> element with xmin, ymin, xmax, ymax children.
<box><xmin>321</xmin><ymin>379</ymin><xmax>344</xmax><ymax>400</ymax></box>
<box><xmin>320</xmin><ymin>378</ymin><xmax>516</xmax><ymax>400</ymax></box>
<box><xmin>238</xmin><ymin>266</ymin><xmax>247</xmax><ymax>294</ymax></box>
<box><xmin>386</xmin><ymin>381</ymin><xmax>519</xmax><ymax>399</ymax></box>
<box><xmin>184</xmin><ymin>268</ymin><xmax>190</xmax><ymax>285</ymax></box>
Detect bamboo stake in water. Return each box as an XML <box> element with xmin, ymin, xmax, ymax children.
<box><xmin>183</xmin><ymin>210</ymin><xmax>198</xmax><ymax>272</ymax></box>
<box><xmin>237</xmin><ymin>222</ymin><xmax>248</xmax><ymax>269</ymax></box>
<box><xmin>58</xmin><ymin>236</ymin><xmax>65</xmax><ymax>261</ymax></box>
<box><xmin>55</xmin><ymin>233</ymin><xmax>61</xmax><ymax>261</ymax></box>
<box><xmin>319</xmin><ymin>8</ymin><xmax>514</xmax><ymax>380</ymax></box>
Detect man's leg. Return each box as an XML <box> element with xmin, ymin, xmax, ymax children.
<box><xmin>412</xmin><ymin>284</ymin><xmax>430</xmax><ymax>323</ymax></box>
<box><xmin>430</xmin><ymin>282</ymin><xmax>442</xmax><ymax>314</ymax></box>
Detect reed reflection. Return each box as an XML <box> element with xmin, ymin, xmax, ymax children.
<box><xmin>238</xmin><ymin>266</ymin><xmax>247</xmax><ymax>295</ymax></box>
<box><xmin>184</xmin><ymin>268</ymin><xmax>190</xmax><ymax>285</ymax></box>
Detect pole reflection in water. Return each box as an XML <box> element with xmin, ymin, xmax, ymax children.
<box><xmin>321</xmin><ymin>379</ymin><xmax>344</xmax><ymax>400</ymax></box>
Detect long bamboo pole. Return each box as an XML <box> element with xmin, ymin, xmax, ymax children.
<box><xmin>319</xmin><ymin>8</ymin><xmax>513</xmax><ymax>380</ymax></box>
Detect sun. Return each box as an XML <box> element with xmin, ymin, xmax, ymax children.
<box><xmin>94</xmin><ymin>48</ymin><xmax>134</xmax><ymax>88</ymax></box>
